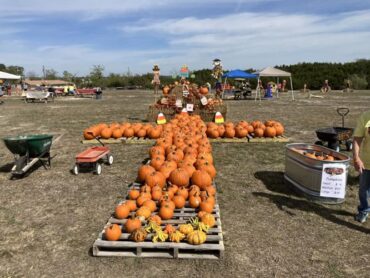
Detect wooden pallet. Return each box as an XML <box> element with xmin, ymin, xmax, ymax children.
<box><xmin>209</xmin><ymin>135</ymin><xmax>289</xmax><ymax>143</ymax></box>
<box><xmin>210</xmin><ymin>137</ymin><xmax>249</xmax><ymax>143</ymax></box>
<box><xmin>81</xmin><ymin>138</ymin><xmax>123</xmax><ymax>144</ymax></box>
<box><xmin>81</xmin><ymin>137</ymin><xmax>155</xmax><ymax>145</ymax></box>
<box><xmin>248</xmin><ymin>134</ymin><xmax>289</xmax><ymax>143</ymax></box>
<box><xmin>93</xmin><ymin>186</ymin><xmax>224</xmax><ymax>259</ymax></box>
<box><xmin>123</xmin><ymin>137</ymin><xmax>155</xmax><ymax>145</ymax></box>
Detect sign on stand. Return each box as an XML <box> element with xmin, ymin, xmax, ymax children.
<box><xmin>320</xmin><ymin>163</ymin><xmax>347</xmax><ymax>198</ymax></box>
<box><xmin>175</xmin><ymin>99</ymin><xmax>182</xmax><ymax>108</ymax></box>
<box><xmin>200</xmin><ymin>97</ymin><xmax>208</xmax><ymax>106</ymax></box>
<box><xmin>186</xmin><ymin>103</ymin><xmax>194</xmax><ymax>112</ymax></box>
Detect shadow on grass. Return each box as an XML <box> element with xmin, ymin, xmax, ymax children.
<box><xmin>0</xmin><ymin>163</ymin><xmax>14</xmax><ymax>173</ymax></box>
<box><xmin>254</xmin><ymin>171</ymin><xmax>370</xmax><ymax>234</ymax></box>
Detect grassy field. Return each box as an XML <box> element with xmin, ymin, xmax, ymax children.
<box><xmin>0</xmin><ymin>90</ymin><xmax>369</xmax><ymax>278</ymax></box>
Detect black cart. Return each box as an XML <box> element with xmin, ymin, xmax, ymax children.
<box><xmin>315</xmin><ymin>108</ymin><xmax>353</xmax><ymax>152</ymax></box>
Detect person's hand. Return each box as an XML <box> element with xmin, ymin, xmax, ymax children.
<box><xmin>354</xmin><ymin>158</ymin><xmax>365</xmax><ymax>174</ymax></box>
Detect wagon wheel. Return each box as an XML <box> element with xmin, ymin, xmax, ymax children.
<box><xmin>72</xmin><ymin>164</ymin><xmax>79</xmax><ymax>175</ymax></box>
<box><xmin>106</xmin><ymin>154</ymin><xmax>114</xmax><ymax>165</ymax></box>
<box><xmin>95</xmin><ymin>163</ymin><xmax>102</xmax><ymax>175</ymax></box>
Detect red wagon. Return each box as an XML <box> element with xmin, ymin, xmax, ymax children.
<box><xmin>73</xmin><ymin>145</ymin><xmax>113</xmax><ymax>175</ymax></box>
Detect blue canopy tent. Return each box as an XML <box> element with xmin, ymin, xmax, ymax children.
<box><xmin>222</xmin><ymin>69</ymin><xmax>257</xmax><ymax>79</ymax></box>
<box><xmin>221</xmin><ymin>69</ymin><xmax>257</xmax><ymax>99</ymax></box>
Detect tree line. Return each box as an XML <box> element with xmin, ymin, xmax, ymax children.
<box><xmin>1</xmin><ymin>59</ymin><xmax>369</xmax><ymax>90</ymax></box>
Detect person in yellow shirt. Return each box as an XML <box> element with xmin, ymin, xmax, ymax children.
<box><xmin>353</xmin><ymin>110</ymin><xmax>370</xmax><ymax>223</ymax></box>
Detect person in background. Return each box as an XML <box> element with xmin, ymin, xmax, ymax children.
<box><xmin>353</xmin><ymin>110</ymin><xmax>370</xmax><ymax>223</ymax></box>
<box><xmin>0</xmin><ymin>84</ymin><xmax>3</xmax><ymax>104</ymax></box>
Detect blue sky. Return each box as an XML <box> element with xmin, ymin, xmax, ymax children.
<box><xmin>1</xmin><ymin>0</ymin><xmax>370</xmax><ymax>76</ymax></box>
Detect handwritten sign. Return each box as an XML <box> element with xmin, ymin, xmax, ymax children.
<box><xmin>186</xmin><ymin>104</ymin><xmax>194</xmax><ymax>112</ymax></box>
<box><xmin>200</xmin><ymin>97</ymin><xmax>208</xmax><ymax>106</ymax></box>
<box><xmin>320</xmin><ymin>163</ymin><xmax>346</xmax><ymax>198</ymax></box>
<box><xmin>175</xmin><ymin>99</ymin><xmax>182</xmax><ymax>108</ymax></box>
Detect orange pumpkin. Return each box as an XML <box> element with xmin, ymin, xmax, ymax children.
<box><xmin>264</xmin><ymin>126</ymin><xmax>276</xmax><ymax>138</ymax></box>
<box><xmin>169</xmin><ymin>168</ymin><xmax>190</xmax><ymax>187</ymax></box>
<box><xmin>105</xmin><ymin>224</ymin><xmax>122</xmax><ymax>241</ymax></box>
<box><xmin>136</xmin><ymin>206</ymin><xmax>152</xmax><ymax>219</ymax></box>
<box><xmin>129</xmin><ymin>189</ymin><xmax>140</xmax><ymax>200</ymax></box>
<box><xmin>192</xmin><ymin>170</ymin><xmax>212</xmax><ymax>190</ymax></box>
<box><xmin>123</xmin><ymin>127</ymin><xmax>135</xmax><ymax>138</ymax></box>
<box><xmin>173</xmin><ymin>195</ymin><xmax>186</xmax><ymax>209</ymax></box>
<box><xmin>142</xmin><ymin>199</ymin><xmax>157</xmax><ymax>212</ymax></box>
<box><xmin>101</xmin><ymin>128</ymin><xmax>113</xmax><ymax>139</ymax></box>
<box><xmin>159</xmin><ymin>204</ymin><xmax>174</xmax><ymax>220</ymax></box>
<box><xmin>112</xmin><ymin>128</ymin><xmax>123</xmax><ymax>139</ymax></box>
<box><xmin>125</xmin><ymin>218</ymin><xmax>142</xmax><ymax>233</ymax></box>
<box><xmin>115</xmin><ymin>204</ymin><xmax>130</xmax><ymax>219</ymax></box>
<box><xmin>145</xmin><ymin>171</ymin><xmax>166</xmax><ymax>188</ymax></box>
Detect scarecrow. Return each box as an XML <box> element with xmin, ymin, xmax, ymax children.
<box><xmin>152</xmin><ymin>64</ymin><xmax>161</xmax><ymax>101</ymax></box>
<box><xmin>211</xmin><ymin>58</ymin><xmax>223</xmax><ymax>99</ymax></box>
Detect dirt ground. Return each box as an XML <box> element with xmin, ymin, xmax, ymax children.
<box><xmin>0</xmin><ymin>90</ymin><xmax>369</xmax><ymax>278</ymax></box>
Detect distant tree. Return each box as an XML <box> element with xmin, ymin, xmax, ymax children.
<box><xmin>26</xmin><ymin>71</ymin><xmax>39</xmax><ymax>79</ymax></box>
<box><xmin>89</xmin><ymin>65</ymin><xmax>105</xmax><ymax>87</ymax></box>
<box><xmin>350</xmin><ymin>74</ymin><xmax>368</xmax><ymax>89</ymax></box>
<box><xmin>6</xmin><ymin>65</ymin><xmax>24</xmax><ymax>76</ymax></box>
<box><xmin>62</xmin><ymin>70</ymin><xmax>74</xmax><ymax>81</ymax></box>
<box><xmin>44</xmin><ymin>68</ymin><xmax>58</xmax><ymax>79</ymax></box>
<box><xmin>0</xmin><ymin>64</ymin><xmax>6</xmax><ymax>71</ymax></box>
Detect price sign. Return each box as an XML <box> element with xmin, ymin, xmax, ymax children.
<box><xmin>183</xmin><ymin>90</ymin><xmax>189</xmax><ymax>97</ymax></box>
<box><xmin>186</xmin><ymin>104</ymin><xmax>194</xmax><ymax>112</ymax></box>
<box><xmin>320</xmin><ymin>163</ymin><xmax>347</xmax><ymax>198</ymax></box>
<box><xmin>200</xmin><ymin>97</ymin><xmax>208</xmax><ymax>106</ymax></box>
<box><xmin>175</xmin><ymin>99</ymin><xmax>182</xmax><ymax>108</ymax></box>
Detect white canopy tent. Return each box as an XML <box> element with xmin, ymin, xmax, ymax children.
<box><xmin>254</xmin><ymin>67</ymin><xmax>294</xmax><ymax>101</ymax></box>
<box><xmin>0</xmin><ymin>71</ymin><xmax>21</xmax><ymax>80</ymax></box>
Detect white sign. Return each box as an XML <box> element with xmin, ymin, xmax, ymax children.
<box><xmin>183</xmin><ymin>90</ymin><xmax>189</xmax><ymax>97</ymax></box>
<box><xmin>175</xmin><ymin>99</ymin><xmax>182</xmax><ymax>108</ymax></box>
<box><xmin>320</xmin><ymin>163</ymin><xmax>347</xmax><ymax>198</ymax></box>
<box><xmin>200</xmin><ymin>97</ymin><xmax>208</xmax><ymax>105</ymax></box>
<box><xmin>186</xmin><ymin>103</ymin><xmax>194</xmax><ymax>112</ymax></box>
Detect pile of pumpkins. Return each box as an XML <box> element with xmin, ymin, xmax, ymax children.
<box><xmin>83</xmin><ymin>122</ymin><xmax>163</xmax><ymax>140</ymax></box>
<box><xmin>83</xmin><ymin>119</ymin><xmax>284</xmax><ymax>140</ymax></box>
<box><xmin>206</xmin><ymin>120</ymin><xmax>285</xmax><ymax>139</ymax></box>
<box><xmin>104</xmin><ymin>113</ymin><xmax>218</xmax><ymax>245</ymax></box>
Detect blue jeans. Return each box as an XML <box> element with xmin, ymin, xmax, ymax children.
<box><xmin>358</xmin><ymin>169</ymin><xmax>370</xmax><ymax>213</ymax></box>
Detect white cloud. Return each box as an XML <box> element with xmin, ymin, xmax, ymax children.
<box><xmin>0</xmin><ymin>3</ymin><xmax>369</xmax><ymax>75</ymax></box>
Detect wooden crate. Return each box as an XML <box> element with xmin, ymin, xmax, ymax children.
<box><xmin>93</xmin><ymin>185</ymin><xmax>224</xmax><ymax>259</ymax></box>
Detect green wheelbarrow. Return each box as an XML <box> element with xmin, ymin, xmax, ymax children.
<box><xmin>3</xmin><ymin>134</ymin><xmax>53</xmax><ymax>178</ymax></box>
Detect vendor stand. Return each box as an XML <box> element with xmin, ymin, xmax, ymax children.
<box><xmin>147</xmin><ymin>80</ymin><xmax>227</xmax><ymax>122</ymax></box>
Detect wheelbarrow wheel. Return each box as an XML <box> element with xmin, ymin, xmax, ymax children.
<box><xmin>345</xmin><ymin>140</ymin><xmax>353</xmax><ymax>151</ymax></box>
<box><xmin>328</xmin><ymin>142</ymin><xmax>340</xmax><ymax>152</ymax></box>
<box><xmin>72</xmin><ymin>164</ymin><xmax>79</xmax><ymax>175</ymax></box>
<box><xmin>107</xmin><ymin>154</ymin><xmax>114</xmax><ymax>165</ymax></box>
<box><xmin>314</xmin><ymin>140</ymin><xmax>323</xmax><ymax>146</ymax></box>
<box><xmin>95</xmin><ymin>163</ymin><xmax>102</xmax><ymax>175</ymax></box>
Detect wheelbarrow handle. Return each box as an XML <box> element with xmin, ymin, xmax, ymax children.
<box><xmin>337</xmin><ymin>107</ymin><xmax>349</xmax><ymax>117</ymax></box>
